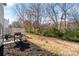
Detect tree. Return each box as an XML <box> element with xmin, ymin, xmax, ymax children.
<box><xmin>12</xmin><ymin>21</ymin><xmax>21</xmax><ymax>28</ymax></box>
<box><xmin>58</xmin><ymin>3</ymin><xmax>74</xmax><ymax>29</ymax></box>
<box><xmin>67</xmin><ymin>4</ymin><xmax>79</xmax><ymax>29</ymax></box>
<box><xmin>25</xmin><ymin>3</ymin><xmax>45</xmax><ymax>30</ymax></box>
<box><xmin>46</xmin><ymin>3</ymin><xmax>59</xmax><ymax>29</ymax></box>
<box><xmin>13</xmin><ymin>3</ymin><xmax>45</xmax><ymax>33</ymax></box>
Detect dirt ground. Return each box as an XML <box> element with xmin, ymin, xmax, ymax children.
<box><xmin>4</xmin><ymin>40</ymin><xmax>57</xmax><ymax>56</ymax></box>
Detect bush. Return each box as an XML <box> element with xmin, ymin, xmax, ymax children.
<box><xmin>39</xmin><ymin>28</ymin><xmax>79</xmax><ymax>42</ymax></box>
<box><xmin>38</xmin><ymin>28</ymin><xmax>64</xmax><ymax>37</ymax></box>
<box><xmin>38</xmin><ymin>28</ymin><xmax>48</xmax><ymax>36</ymax></box>
<box><xmin>62</xmin><ymin>29</ymin><xmax>79</xmax><ymax>42</ymax></box>
<box><xmin>25</xmin><ymin>27</ymin><xmax>79</xmax><ymax>42</ymax></box>
<box><xmin>52</xmin><ymin>28</ymin><xmax>64</xmax><ymax>37</ymax></box>
<box><xmin>4</xmin><ymin>33</ymin><xmax>12</xmax><ymax>38</ymax></box>
<box><xmin>25</xmin><ymin>27</ymin><xmax>36</xmax><ymax>33</ymax></box>
<box><xmin>30</xmin><ymin>28</ymin><xmax>35</xmax><ymax>33</ymax></box>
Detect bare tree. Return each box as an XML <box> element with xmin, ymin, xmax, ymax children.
<box><xmin>67</xmin><ymin>4</ymin><xmax>79</xmax><ymax>29</ymax></box>
<box><xmin>13</xmin><ymin>3</ymin><xmax>28</xmax><ymax>24</ymax></box>
<box><xmin>58</xmin><ymin>3</ymin><xmax>74</xmax><ymax>29</ymax></box>
<box><xmin>46</xmin><ymin>3</ymin><xmax>59</xmax><ymax>29</ymax></box>
<box><xmin>13</xmin><ymin>3</ymin><xmax>44</xmax><ymax>32</ymax></box>
<box><xmin>26</xmin><ymin>3</ymin><xmax>43</xmax><ymax>29</ymax></box>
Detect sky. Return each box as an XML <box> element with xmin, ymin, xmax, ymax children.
<box><xmin>4</xmin><ymin>3</ymin><xmax>67</xmax><ymax>25</ymax></box>
<box><xmin>4</xmin><ymin>3</ymin><xmax>65</xmax><ymax>24</ymax></box>
<box><xmin>4</xmin><ymin>3</ymin><xmax>78</xmax><ymax>24</ymax></box>
<box><xmin>4</xmin><ymin>3</ymin><xmax>50</xmax><ymax>24</ymax></box>
<box><xmin>4</xmin><ymin>3</ymin><xmax>16</xmax><ymax>24</ymax></box>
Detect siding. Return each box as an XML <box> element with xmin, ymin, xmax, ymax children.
<box><xmin>0</xmin><ymin>3</ymin><xmax>4</xmax><ymax>46</ymax></box>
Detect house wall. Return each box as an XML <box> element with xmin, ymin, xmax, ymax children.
<box><xmin>4</xmin><ymin>19</ymin><xmax>9</xmax><ymax>34</ymax></box>
<box><xmin>0</xmin><ymin>3</ymin><xmax>4</xmax><ymax>47</ymax></box>
<box><xmin>0</xmin><ymin>4</ymin><xmax>4</xmax><ymax>35</ymax></box>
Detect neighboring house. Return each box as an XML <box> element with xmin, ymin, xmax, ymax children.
<box><xmin>67</xmin><ymin>20</ymin><xmax>79</xmax><ymax>29</ymax></box>
<box><xmin>58</xmin><ymin>19</ymin><xmax>79</xmax><ymax>29</ymax></box>
<box><xmin>0</xmin><ymin>3</ymin><xmax>6</xmax><ymax>51</ymax></box>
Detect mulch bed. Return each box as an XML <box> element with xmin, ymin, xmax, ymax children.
<box><xmin>4</xmin><ymin>40</ymin><xmax>57</xmax><ymax>56</ymax></box>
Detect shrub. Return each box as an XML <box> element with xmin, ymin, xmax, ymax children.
<box><xmin>62</xmin><ymin>29</ymin><xmax>79</xmax><ymax>42</ymax></box>
<box><xmin>38</xmin><ymin>28</ymin><xmax>48</xmax><ymax>36</ymax></box>
<box><xmin>38</xmin><ymin>28</ymin><xmax>64</xmax><ymax>37</ymax></box>
<box><xmin>52</xmin><ymin>28</ymin><xmax>64</xmax><ymax>37</ymax></box>
<box><xmin>25</xmin><ymin>26</ymin><xmax>79</xmax><ymax>42</ymax></box>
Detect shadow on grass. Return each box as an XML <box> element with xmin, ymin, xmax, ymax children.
<box><xmin>14</xmin><ymin>40</ymin><xmax>30</xmax><ymax>51</ymax></box>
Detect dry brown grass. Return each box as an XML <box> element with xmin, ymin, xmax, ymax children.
<box><xmin>26</xmin><ymin>33</ymin><xmax>79</xmax><ymax>56</ymax></box>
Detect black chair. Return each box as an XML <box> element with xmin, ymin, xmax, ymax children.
<box><xmin>14</xmin><ymin>32</ymin><xmax>22</xmax><ymax>41</ymax></box>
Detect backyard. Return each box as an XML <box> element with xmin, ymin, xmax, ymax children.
<box><xmin>3</xmin><ymin>32</ymin><xmax>79</xmax><ymax>56</ymax></box>
<box><xmin>2</xmin><ymin>3</ymin><xmax>79</xmax><ymax>56</ymax></box>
